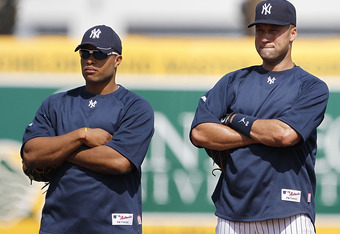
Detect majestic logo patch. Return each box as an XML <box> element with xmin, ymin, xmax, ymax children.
<box><xmin>112</xmin><ymin>213</ymin><xmax>133</xmax><ymax>226</ymax></box>
<box><xmin>89</xmin><ymin>28</ymin><xmax>101</xmax><ymax>39</ymax></box>
<box><xmin>261</xmin><ymin>3</ymin><xmax>272</xmax><ymax>15</ymax></box>
<box><xmin>281</xmin><ymin>189</ymin><xmax>301</xmax><ymax>203</ymax></box>
<box><xmin>88</xmin><ymin>99</ymin><xmax>97</xmax><ymax>108</ymax></box>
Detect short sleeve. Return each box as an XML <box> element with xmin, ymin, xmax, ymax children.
<box><xmin>190</xmin><ymin>76</ymin><xmax>232</xmax><ymax>131</ymax></box>
<box><xmin>22</xmin><ymin>98</ymin><xmax>56</xmax><ymax>143</ymax></box>
<box><xmin>278</xmin><ymin>79</ymin><xmax>329</xmax><ymax>141</ymax></box>
<box><xmin>106</xmin><ymin>99</ymin><xmax>154</xmax><ymax>171</ymax></box>
<box><xmin>20</xmin><ymin>97</ymin><xmax>57</xmax><ymax>158</ymax></box>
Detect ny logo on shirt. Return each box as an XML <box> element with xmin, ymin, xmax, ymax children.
<box><xmin>89</xmin><ymin>99</ymin><xmax>97</xmax><ymax>108</ymax></box>
<box><xmin>267</xmin><ymin>76</ymin><xmax>276</xmax><ymax>85</ymax></box>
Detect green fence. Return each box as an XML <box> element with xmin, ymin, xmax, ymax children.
<box><xmin>0</xmin><ymin>86</ymin><xmax>339</xmax><ymax>227</ymax></box>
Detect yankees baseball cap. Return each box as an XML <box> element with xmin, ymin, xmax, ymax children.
<box><xmin>248</xmin><ymin>0</ymin><xmax>296</xmax><ymax>28</ymax></box>
<box><xmin>75</xmin><ymin>25</ymin><xmax>122</xmax><ymax>55</ymax></box>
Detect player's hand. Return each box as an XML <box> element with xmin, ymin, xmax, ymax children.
<box><xmin>83</xmin><ymin>128</ymin><xmax>113</xmax><ymax>148</ymax></box>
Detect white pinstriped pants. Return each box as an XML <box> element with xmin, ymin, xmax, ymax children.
<box><xmin>216</xmin><ymin>214</ymin><xmax>315</xmax><ymax>234</ymax></box>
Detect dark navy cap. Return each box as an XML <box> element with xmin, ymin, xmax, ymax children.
<box><xmin>75</xmin><ymin>25</ymin><xmax>122</xmax><ymax>55</ymax></box>
<box><xmin>248</xmin><ymin>0</ymin><xmax>296</xmax><ymax>28</ymax></box>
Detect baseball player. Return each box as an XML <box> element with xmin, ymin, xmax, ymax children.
<box><xmin>190</xmin><ymin>1</ymin><xmax>329</xmax><ymax>233</ymax></box>
<box><xmin>21</xmin><ymin>25</ymin><xmax>154</xmax><ymax>233</ymax></box>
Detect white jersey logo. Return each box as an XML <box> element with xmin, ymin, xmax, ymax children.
<box><xmin>267</xmin><ymin>76</ymin><xmax>276</xmax><ymax>84</ymax></box>
<box><xmin>88</xmin><ymin>99</ymin><xmax>97</xmax><ymax>108</ymax></box>
<box><xmin>261</xmin><ymin>3</ymin><xmax>272</xmax><ymax>15</ymax></box>
<box><xmin>89</xmin><ymin>28</ymin><xmax>101</xmax><ymax>39</ymax></box>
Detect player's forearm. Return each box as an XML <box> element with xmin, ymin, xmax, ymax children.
<box><xmin>191</xmin><ymin>122</ymin><xmax>257</xmax><ymax>150</ymax></box>
<box><xmin>67</xmin><ymin>145</ymin><xmax>134</xmax><ymax>175</ymax></box>
<box><xmin>250</xmin><ymin>119</ymin><xmax>302</xmax><ymax>147</ymax></box>
<box><xmin>228</xmin><ymin>114</ymin><xmax>302</xmax><ymax>147</ymax></box>
<box><xmin>22</xmin><ymin>128</ymin><xmax>85</xmax><ymax>168</ymax></box>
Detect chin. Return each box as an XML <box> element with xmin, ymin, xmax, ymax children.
<box><xmin>260</xmin><ymin>54</ymin><xmax>278</xmax><ymax>63</ymax></box>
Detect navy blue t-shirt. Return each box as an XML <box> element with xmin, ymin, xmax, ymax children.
<box><xmin>22</xmin><ymin>85</ymin><xmax>154</xmax><ymax>234</ymax></box>
<box><xmin>190</xmin><ymin>66</ymin><xmax>329</xmax><ymax>223</ymax></box>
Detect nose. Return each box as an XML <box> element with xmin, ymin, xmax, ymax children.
<box><xmin>258</xmin><ymin>31</ymin><xmax>273</xmax><ymax>43</ymax></box>
<box><xmin>86</xmin><ymin>56</ymin><xmax>96</xmax><ymax>64</ymax></box>
<box><xmin>261</xmin><ymin>35</ymin><xmax>270</xmax><ymax>43</ymax></box>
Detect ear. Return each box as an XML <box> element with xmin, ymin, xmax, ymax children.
<box><xmin>114</xmin><ymin>55</ymin><xmax>122</xmax><ymax>68</ymax></box>
<box><xmin>289</xmin><ymin>26</ymin><xmax>297</xmax><ymax>42</ymax></box>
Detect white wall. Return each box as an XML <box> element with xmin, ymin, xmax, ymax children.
<box><xmin>14</xmin><ymin>0</ymin><xmax>340</xmax><ymax>37</ymax></box>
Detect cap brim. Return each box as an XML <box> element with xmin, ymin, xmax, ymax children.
<box><xmin>74</xmin><ymin>45</ymin><xmax>82</xmax><ymax>52</ymax></box>
<box><xmin>74</xmin><ymin>43</ymin><xmax>112</xmax><ymax>53</ymax></box>
<box><xmin>74</xmin><ymin>43</ymin><xmax>99</xmax><ymax>52</ymax></box>
<box><xmin>248</xmin><ymin>20</ymin><xmax>291</xmax><ymax>28</ymax></box>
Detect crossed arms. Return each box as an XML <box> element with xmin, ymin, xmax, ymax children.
<box><xmin>23</xmin><ymin>116</ymin><xmax>301</xmax><ymax>173</ymax></box>
<box><xmin>22</xmin><ymin>128</ymin><xmax>134</xmax><ymax>175</ymax></box>
<box><xmin>191</xmin><ymin>117</ymin><xmax>302</xmax><ymax>151</ymax></box>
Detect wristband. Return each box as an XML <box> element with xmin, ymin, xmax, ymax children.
<box><xmin>84</xmin><ymin>127</ymin><xmax>88</xmax><ymax>140</ymax></box>
<box><xmin>229</xmin><ymin>114</ymin><xmax>257</xmax><ymax>137</ymax></box>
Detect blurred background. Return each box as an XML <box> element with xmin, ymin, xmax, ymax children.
<box><xmin>0</xmin><ymin>0</ymin><xmax>340</xmax><ymax>233</ymax></box>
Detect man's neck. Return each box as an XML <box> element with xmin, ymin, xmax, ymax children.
<box><xmin>262</xmin><ymin>60</ymin><xmax>296</xmax><ymax>72</ymax></box>
<box><xmin>86</xmin><ymin>82</ymin><xmax>119</xmax><ymax>95</ymax></box>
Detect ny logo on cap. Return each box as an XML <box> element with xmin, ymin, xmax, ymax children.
<box><xmin>261</xmin><ymin>3</ymin><xmax>272</xmax><ymax>15</ymax></box>
<box><xmin>89</xmin><ymin>28</ymin><xmax>101</xmax><ymax>39</ymax></box>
